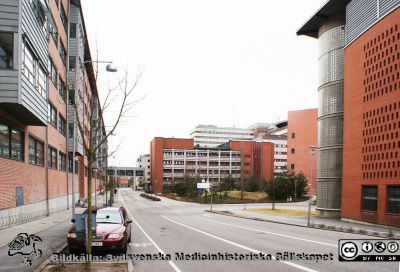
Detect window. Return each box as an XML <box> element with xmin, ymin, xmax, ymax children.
<box><xmin>117</xmin><ymin>170</ymin><xmax>126</xmax><ymax>176</ymax></box>
<box><xmin>68</xmin><ymin>157</ymin><xmax>73</xmax><ymax>173</ymax></box>
<box><xmin>75</xmin><ymin>161</ymin><xmax>78</xmax><ymax>174</ymax></box>
<box><xmin>68</xmin><ymin>123</ymin><xmax>74</xmax><ymax>138</ymax></box>
<box><xmin>291</xmin><ymin>132</ymin><xmax>296</xmax><ymax>139</ymax></box>
<box><xmin>48</xmin><ymin>146</ymin><xmax>57</xmax><ymax>170</ymax></box>
<box><xmin>22</xmin><ymin>42</ymin><xmax>47</xmax><ymax>99</ymax></box>
<box><xmin>23</xmin><ymin>43</ymin><xmax>36</xmax><ymax>85</ymax></box>
<box><xmin>58</xmin><ymin>78</ymin><xmax>66</xmax><ymax>100</ymax></box>
<box><xmin>30</xmin><ymin>0</ymin><xmax>47</xmax><ymax>34</ymax></box>
<box><xmin>291</xmin><ymin>148</ymin><xmax>296</xmax><ymax>154</ymax></box>
<box><xmin>388</xmin><ymin>186</ymin><xmax>400</xmax><ymax>214</ymax></box>
<box><xmin>37</xmin><ymin>64</ymin><xmax>47</xmax><ymax>97</ymax></box>
<box><xmin>362</xmin><ymin>186</ymin><xmax>378</xmax><ymax>211</ymax></box>
<box><xmin>59</xmin><ymin>42</ymin><xmax>66</xmax><ymax>64</ymax></box>
<box><xmin>48</xmin><ymin>17</ymin><xmax>58</xmax><ymax>46</ymax></box>
<box><xmin>48</xmin><ymin>103</ymin><xmax>57</xmax><ymax>127</ymax></box>
<box><xmin>0</xmin><ymin>32</ymin><xmax>13</xmax><ymax>69</ymax></box>
<box><xmin>59</xmin><ymin>152</ymin><xmax>66</xmax><ymax>171</ymax></box>
<box><xmin>28</xmin><ymin>136</ymin><xmax>44</xmax><ymax>166</ymax></box>
<box><xmin>69</xmin><ymin>56</ymin><xmax>76</xmax><ymax>71</ymax></box>
<box><xmin>50</xmin><ymin>59</ymin><xmax>57</xmax><ymax>85</ymax></box>
<box><xmin>58</xmin><ymin>114</ymin><xmax>66</xmax><ymax>136</ymax></box>
<box><xmin>0</xmin><ymin>122</ymin><xmax>24</xmax><ymax>161</ymax></box>
<box><xmin>291</xmin><ymin>164</ymin><xmax>295</xmax><ymax>170</ymax></box>
<box><xmin>70</xmin><ymin>23</ymin><xmax>77</xmax><ymax>38</ymax></box>
<box><xmin>60</xmin><ymin>3</ymin><xmax>67</xmax><ymax>31</ymax></box>
<box><xmin>126</xmin><ymin>170</ymin><xmax>134</xmax><ymax>176</ymax></box>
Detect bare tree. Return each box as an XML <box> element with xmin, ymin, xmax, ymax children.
<box><xmin>72</xmin><ymin>70</ymin><xmax>142</xmax><ymax>255</ymax></box>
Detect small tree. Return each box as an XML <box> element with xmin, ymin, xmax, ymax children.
<box><xmin>222</xmin><ymin>174</ymin><xmax>237</xmax><ymax>197</ymax></box>
<box><xmin>264</xmin><ymin>169</ymin><xmax>308</xmax><ymax>200</ymax></box>
<box><xmin>246</xmin><ymin>175</ymin><xmax>259</xmax><ymax>192</ymax></box>
<box><xmin>72</xmin><ymin>71</ymin><xmax>142</xmax><ymax>256</ymax></box>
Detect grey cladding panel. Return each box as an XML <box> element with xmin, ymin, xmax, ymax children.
<box><xmin>20</xmin><ymin>75</ymin><xmax>47</xmax><ymax>124</ymax></box>
<box><xmin>21</xmin><ymin>0</ymin><xmax>48</xmax><ymax>68</ymax></box>
<box><xmin>0</xmin><ymin>70</ymin><xmax>18</xmax><ymax>102</ymax></box>
<box><xmin>0</xmin><ymin>0</ymin><xmax>19</xmax><ymax>32</ymax></box>
<box><xmin>346</xmin><ymin>0</ymin><xmax>400</xmax><ymax>45</ymax></box>
<box><xmin>380</xmin><ymin>0</ymin><xmax>399</xmax><ymax>15</ymax></box>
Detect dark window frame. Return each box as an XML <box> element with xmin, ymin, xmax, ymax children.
<box><xmin>0</xmin><ymin>32</ymin><xmax>14</xmax><ymax>69</ymax></box>
<box><xmin>48</xmin><ymin>145</ymin><xmax>57</xmax><ymax>170</ymax></box>
<box><xmin>59</xmin><ymin>151</ymin><xmax>66</xmax><ymax>172</ymax></box>
<box><xmin>361</xmin><ymin>185</ymin><xmax>378</xmax><ymax>212</ymax></box>
<box><xmin>0</xmin><ymin>121</ymin><xmax>24</xmax><ymax>161</ymax></box>
<box><xmin>28</xmin><ymin>135</ymin><xmax>44</xmax><ymax>166</ymax></box>
<box><xmin>387</xmin><ymin>186</ymin><xmax>400</xmax><ymax>214</ymax></box>
<box><xmin>48</xmin><ymin>102</ymin><xmax>57</xmax><ymax>128</ymax></box>
<box><xmin>58</xmin><ymin>113</ymin><xmax>66</xmax><ymax>136</ymax></box>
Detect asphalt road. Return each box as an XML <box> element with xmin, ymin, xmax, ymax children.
<box><xmin>118</xmin><ymin>189</ymin><xmax>399</xmax><ymax>272</ymax></box>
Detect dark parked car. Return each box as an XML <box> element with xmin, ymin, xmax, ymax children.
<box><xmin>68</xmin><ymin>207</ymin><xmax>132</xmax><ymax>253</ymax></box>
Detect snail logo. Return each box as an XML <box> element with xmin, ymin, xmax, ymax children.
<box><xmin>8</xmin><ymin>233</ymin><xmax>43</xmax><ymax>267</ymax></box>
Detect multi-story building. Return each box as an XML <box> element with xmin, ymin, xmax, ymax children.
<box><xmin>298</xmin><ymin>0</ymin><xmax>400</xmax><ymax>226</ymax></box>
<box><xmin>108</xmin><ymin>167</ymin><xmax>144</xmax><ymax>188</ymax></box>
<box><xmin>254</xmin><ymin>135</ymin><xmax>288</xmax><ymax>175</ymax></box>
<box><xmin>150</xmin><ymin>137</ymin><xmax>274</xmax><ymax>193</ymax></box>
<box><xmin>0</xmin><ymin>0</ymin><xmax>106</xmax><ymax>228</ymax></box>
<box><xmin>190</xmin><ymin>124</ymin><xmax>254</xmax><ymax>148</ymax></box>
<box><xmin>287</xmin><ymin>109</ymin><xmax>318</xmax><ymax>195</ymax></box>
<box><xmin>136</xmin><ymin>154</ymin><xmax>150</xmax><ymax>191</ymax></box>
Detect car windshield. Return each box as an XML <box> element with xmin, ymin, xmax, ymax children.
<box><xmin>96</xmin><ymin>211</ymin><xmax>122</xmax><ymax>224</ymax></box>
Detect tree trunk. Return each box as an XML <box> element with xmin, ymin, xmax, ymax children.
<box><xmin>86</xmin><ymin>158</ymin><xmax>93</xmax><ymax>256</ymax></box>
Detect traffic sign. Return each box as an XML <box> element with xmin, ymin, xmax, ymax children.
<box><xmin>197</xmin><ymin>183</ymin><xmax>210</xmax><ymax>189</ymax></box>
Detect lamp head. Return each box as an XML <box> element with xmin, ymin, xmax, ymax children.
<box><xmin>106</xmin><ymin>63</ymin><xmax>118</xmax><ymax>73</ymax></box>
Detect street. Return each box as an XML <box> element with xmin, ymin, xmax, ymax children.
<box><xmin>118</xmin><ymin>189</ymin><xmax>398</xmax><ymax>272</ymax></box>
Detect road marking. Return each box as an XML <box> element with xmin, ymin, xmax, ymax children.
<box><xmin>119</xmin><ymin>194</ymin><xmax>182</xmax><ymax>272</ymax></box>
<box><xmin>198</xmin><ymin>216</ymin><xmax>337</xmax><ymax>248</ymax></box>
<box><xmin>162</xmin><ymin>215</ymin><xmax>319</xmax><ymax>272</ymax></box>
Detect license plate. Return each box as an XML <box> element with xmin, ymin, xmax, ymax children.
<box><xmin>91</xmin><ymin>242</ymin><xmax>103</xmax><ymax>246</ymax></box>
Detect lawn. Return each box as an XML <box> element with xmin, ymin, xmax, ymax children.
<box><xmin>247</xmin><ymin>208</ymin><xmax>315</xmax><ymax>217</ymax></box>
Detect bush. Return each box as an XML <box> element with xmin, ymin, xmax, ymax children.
<box><xmin>140</xmin><ymin>193</ymin><xmax>161</xmax><ymax>201</ymax></box>
<box><xmin>264</xmin><ymin>170</ymin><xmax>308</xmax><ymax>200</ymax></box>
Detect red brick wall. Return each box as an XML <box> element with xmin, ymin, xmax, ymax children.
<box><xmin>230</xmin><ymin>141</ymin><xmax>275</xmax><ymax>183</ymax></box>
<box><xmin>342</xmin><ymin>8</ymin><xmax>400</xmax><ymax>227</ymax></box>
<box><xmin>287</xmin><ymin>109</ymin><xmax>318</xmax><ymax>195</ymax></box>
<box><xmin>150</xmin><ymin>138</ymin><xmax>194</xmax><ymax>193</ymax></box>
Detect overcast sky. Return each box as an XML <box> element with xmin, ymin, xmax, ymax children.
<box><xmin>82</xmin><ymin>0</ymin><xmax>324</xmax><ymax>166</ymax></box>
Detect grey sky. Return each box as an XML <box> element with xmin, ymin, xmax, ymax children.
<box><xmin>82</xmin><ymin>0</ymin><xmax>324</xmax><ymax>166</ymax></box>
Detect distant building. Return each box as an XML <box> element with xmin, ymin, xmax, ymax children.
<box><xmin>107</xmin><ymin>167</ymin><xmax>144</xmax><ymax>188</ymax></box>
<box><xmin>136</xmin><ymin>154</ymin><xmax>151</xmax><ymax>191</ymax></box>
<box><xmin>286</xmin><ymin>109</ymin><xmax>318</xmax><ymax>195</ymax></box>
<box><xmin>150</xmin><ymin>137</ymin><xmax>274</xmax><ymax>193</ymax></box>
<box><xmin>190</xmin><ymin>125</ymin><xmax>254</xmax><ymax>148</ymax></box>
<box><xmin>254</xmin><ymin>135</ymin><xmax>288</xmax><ymax>175</ymax></box>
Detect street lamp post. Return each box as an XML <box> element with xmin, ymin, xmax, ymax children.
<box><xmin>69</xmin><ymin>59</ymin><xmax>116</xmax><ymax>220</ymax></box>
<box><xmin>307</xmin><ymin>146</ymin><xmax>317</xmax><ymax>227</ymax></box>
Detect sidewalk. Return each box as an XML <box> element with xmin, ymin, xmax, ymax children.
<box><xmin>0</xmin><ymin>193</ymin><xmax>106</xmax><ymax>272</ymax></box>
<box><xmin>211</xmin><ymin>205</ymin><xmax>400</xmax><ymax>238</ymax></box>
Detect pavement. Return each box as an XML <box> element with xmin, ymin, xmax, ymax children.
<box><xmin>0</xmin><ymin>193</ymin><xmax>105</xmax><ymax>272</ymax></box>
<box><xmin>209</xmin><ymin>202</ymin><xmax>400</xmax><ymax>238</ymax></box>
<box><xmin>117</xmin><ymin>189</ymin><xmax>398</xmax><ymax>272</ymax></box>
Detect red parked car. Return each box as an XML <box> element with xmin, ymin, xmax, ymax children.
<box><xmin>68</xmin><ymin>207</ymin><xmax>132</xmax><ymax>253</ymax></box>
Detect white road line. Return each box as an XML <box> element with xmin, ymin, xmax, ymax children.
<box><xmin>162</xmin><ymin>215</ymin><xmax>319</xmax><ymax>272</ymax></box>
<box><xmin>197</xmin><ymin>216</ymin><xmax>337</xmax><ymax>248</ymax></box>
<box><xmin>119</xmin><ymin>194</ymin><xmax>183</xmax><ymax>272</ymax></box>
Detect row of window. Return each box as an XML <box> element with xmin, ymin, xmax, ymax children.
<box><xmin>48</xmin><ymin>103</ymin><xmax>66</xmax><ymax>136</ymax></box>
<box><xmin>362</xmin><ymin>185</ymin><xmax>400</xmax><ymax>214</ymax></box>
<box><xmin>0</xmin><ymin>121</ymin><xmax>78</xmax><ymax>173</ymax></box>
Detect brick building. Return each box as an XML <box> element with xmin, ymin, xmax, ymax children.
<box><xmin>287</xmin><ymin>109</ymin><xmax>318</xmax><ymax>195</ymax></box>
<box><xmin>150</xmin><ymin>137</ymin><xmax>274</xmax><ymax>193</ymax></box>
<box><xmin>298</xmin><ymin>0</ymin><xmax>400</xmax><ymax>226</ymax></box>
<box><xmin>0</xmin><ymin>0</ymin><xmax>107</xmax><ymax>228</ymax></box>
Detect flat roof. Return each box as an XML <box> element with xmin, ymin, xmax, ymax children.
<box><xmin>297</xmin><ymin>0</ymin><xmax>349</xmax><ymax>38</ymax></box>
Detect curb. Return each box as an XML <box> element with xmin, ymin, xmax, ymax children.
<box><xmin>207</xmin><ymin>210</ymin><xmax>399</xmax><ymax>238</ymax></box>
<box><xmin>34</xmin><ymin>243</ymin><xmax>67</xmax><ymax>272</ymax></box>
